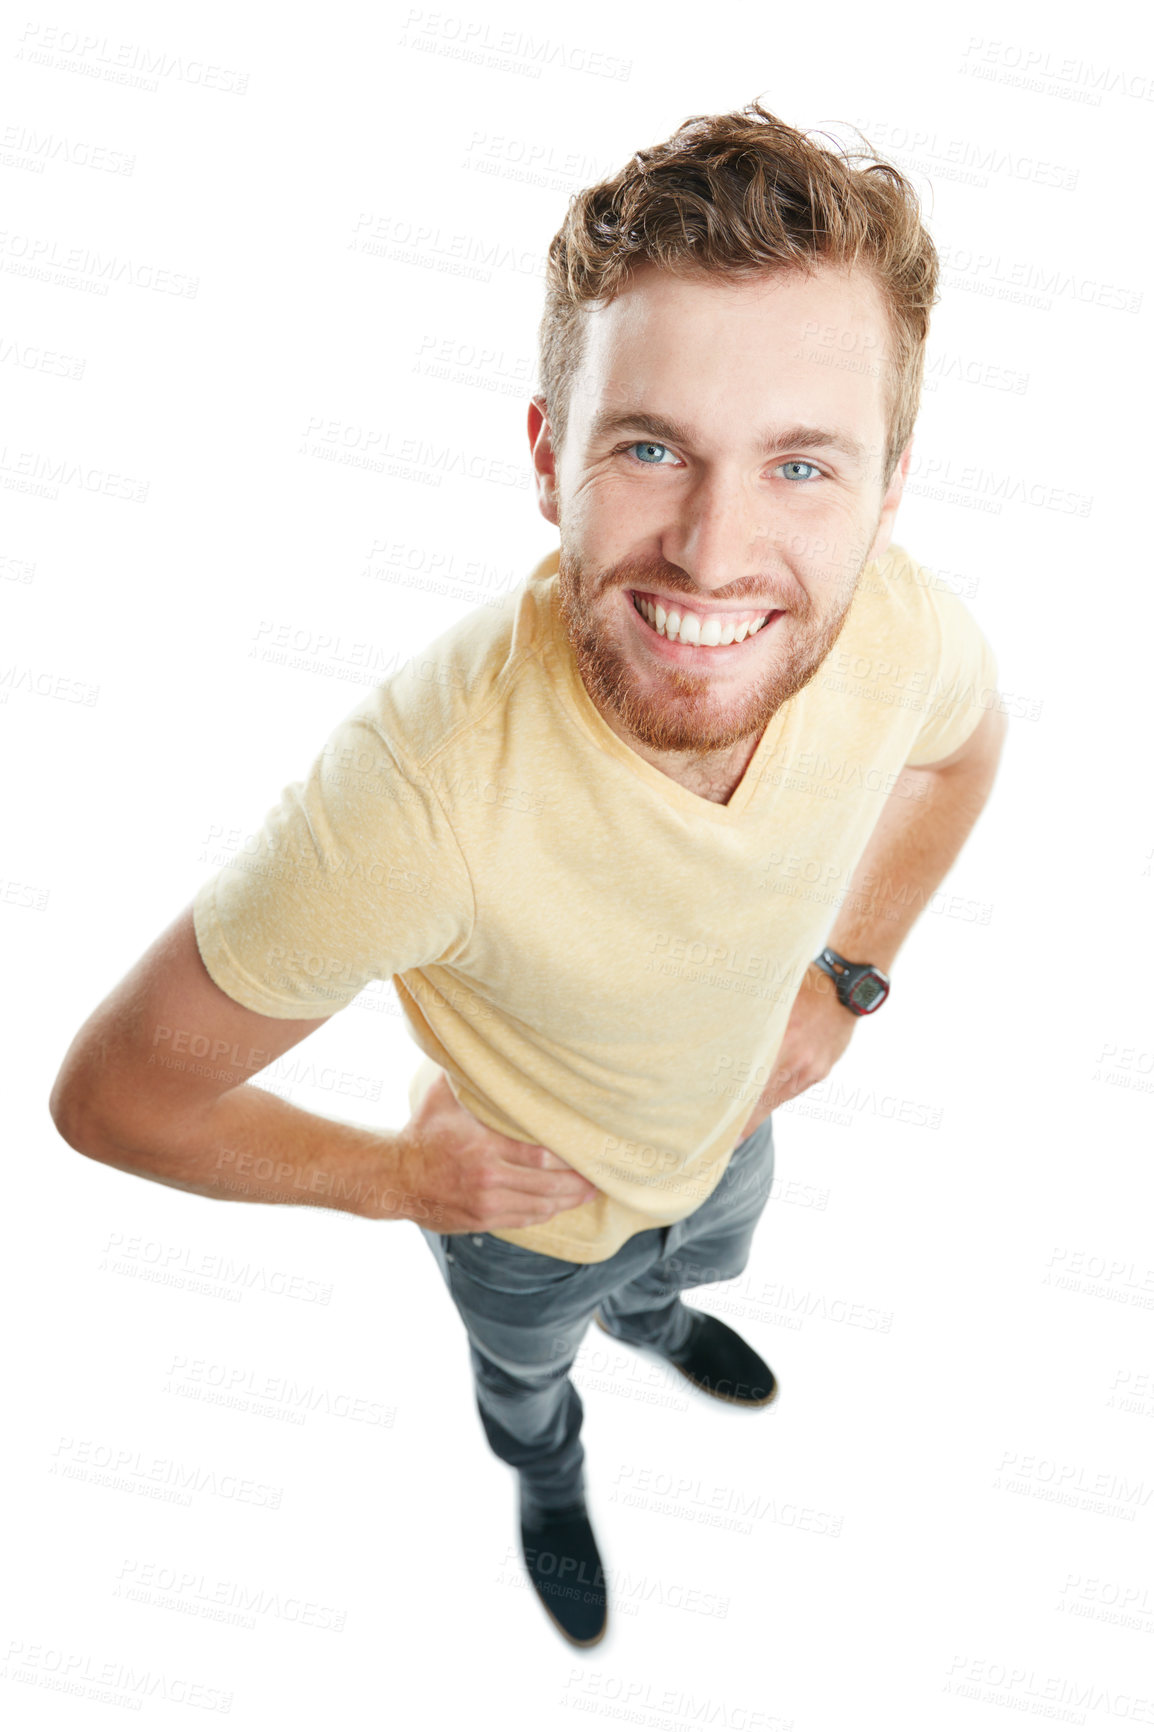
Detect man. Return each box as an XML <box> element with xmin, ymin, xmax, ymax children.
<box><xmin>49</xmin><ymin>101</ymin><xmax>1007</xmax><ymax>1649</ymax></box>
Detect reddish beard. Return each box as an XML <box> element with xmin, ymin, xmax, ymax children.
<box><xmin>556</xmin><ymin>549</ymin><xmax>860</xmax><ymax>756</ymax></box>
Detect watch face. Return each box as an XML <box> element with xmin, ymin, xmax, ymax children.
<box><xmin>848</xmin><ymin>972</ymin><xmax>887</xmax><ymax>1013</ymax></box>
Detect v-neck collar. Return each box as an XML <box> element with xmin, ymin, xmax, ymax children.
<box><xmin>536</xmin><ymin>553</ymin><xmax>800</xmax><ymax>823</ymax></box>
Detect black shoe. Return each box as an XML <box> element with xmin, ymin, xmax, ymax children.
<box><xmin>595</xmin><ymin>1306</ymin><xmax>778</xmax><ymax>1407</ymax></box>
<box><xmin>518</xmin><ymin>1485</ymin><xmax>609</xmax><ymax>1647</ymax></box>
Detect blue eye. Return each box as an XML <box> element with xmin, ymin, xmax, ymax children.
<box><xmin>620</xmin><ymin>444</ymin><xmax>823</xmax><ymax>479</ymax></box>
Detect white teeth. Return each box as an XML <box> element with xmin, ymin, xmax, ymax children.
<box><xmin>633</xmin><ymin>593</ymin><xmax>772</xmax><ymax>646</ymax></box>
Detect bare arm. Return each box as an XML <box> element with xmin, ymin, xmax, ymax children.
<box><xmin>824</xmin><ymin>701</ymin><xmax>1010</xmax><ymax>971</ymax></box>
<box><xmin>740</xmin><ymin>703</ymin><xmax>1009</xmax><ymax>1132</ymax></box>
<box><xmin>49</xmin><ymin>903</ymin><xmax>596</xmax><ymax>1231</ymax></box>
<box><xmin>48</xmin><ymin>903</ymin><xmax>419</xmax><ymax>1218</ymax></box>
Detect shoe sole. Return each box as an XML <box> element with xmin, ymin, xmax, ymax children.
<box><xmin>534</xmin><ymin>1591</ymin><xmax>609</xmax><ymax>1648</ymax></box>
<box><xmin>593</xmin><ymin>1310</ymin><xmax>778</xmax><ymax>1408</ymax></box>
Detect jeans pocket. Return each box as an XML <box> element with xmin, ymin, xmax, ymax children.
<box><xmin>445</xmin><ymin>1231</ymin><xmax>585</xmax><ymax>1295</ymax></box>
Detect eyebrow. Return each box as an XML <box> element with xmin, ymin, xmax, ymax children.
<box><xmin>588</xmin><ymin>408</ymin><xmax>869</xmax><ymax>468</ymax></box>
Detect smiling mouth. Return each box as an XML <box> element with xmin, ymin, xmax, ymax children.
<box><xmin>629</xmin><ymin>589</ymin><xmax>782</xmax><ymax>648</ymax></box>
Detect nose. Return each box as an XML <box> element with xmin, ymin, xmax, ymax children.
<box><xmin>659</xmin><ymin>468</ymin><xmax>772</xmax><ymax>600</ymax></box>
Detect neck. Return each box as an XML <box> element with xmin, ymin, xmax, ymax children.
<box><xmin>594</xmin><ymin>704</ymin><xmax>765</xmax><ymax>804</ymax></box>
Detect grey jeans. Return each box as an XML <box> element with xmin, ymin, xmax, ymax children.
<box><xmin>418</xmin><ymin>1116</ymin><xmax>775</xmax><ymax>1512</ymax></box>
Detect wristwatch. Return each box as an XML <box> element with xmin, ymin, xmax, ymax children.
<box><xmin>813</xmin><ymin>947</ymin><xmax>891</xmax><ymax>1016</ymax></box>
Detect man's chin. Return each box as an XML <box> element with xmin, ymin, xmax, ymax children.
<box><xmin>556</xmin><ymin>555</ymin><xmax>855</xmax><ymax>757</ymax></box>
<box><xmin>610</xmin><ymin>699</ymin><xmax>769</xmax><ymax>756</ymax></box>
<box><xmin>570</xmin><ymin>637</ymin><xmax>798</xmax><ymax>754</ymax></box>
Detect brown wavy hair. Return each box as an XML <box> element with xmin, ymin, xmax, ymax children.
<box><xmin>537</xmin><ymin>99</ymin><xmax>939</xmax><ymax>489</ymax></box>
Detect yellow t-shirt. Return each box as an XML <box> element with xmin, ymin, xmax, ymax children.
<box><xmin>192</xmin><ymin>543</ymin><xmax>998</xmax><ymax>1262</ymax></box>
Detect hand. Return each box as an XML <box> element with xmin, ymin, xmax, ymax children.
<box><xmin>738</xmin><ymin>963</ymin><xmax>859</xmax><ymax>1141</ymax></box>
<box><xmin>395</xmin><ymin>1071</ymin><xmax>600</xmax><ymax>1233</ymax></box>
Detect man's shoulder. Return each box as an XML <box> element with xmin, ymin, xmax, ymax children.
<box><xmin>859</xmin><ymin>541</ymin><xmax>927</xmax><ymax>608</ymax></box>
<box><xmin>846</xmin><ymin>542</ymin><xmax>948</xmax><ymax>649</ymax></box>
<box><xmin>353</xmin><ymin>551</ymin><xmax>559</xmax><ymax>773</ymax></box>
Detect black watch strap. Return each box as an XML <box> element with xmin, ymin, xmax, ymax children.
<box><xmin>813</xmin><ymin>947</ymin><xmax>891</xmax><ymax>1016</ymax></box>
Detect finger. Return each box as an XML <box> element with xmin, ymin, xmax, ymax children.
<box><xmin>491</xmin><ymin>1167</ymin><xmax>599</xmax><ymax>1200</ymax></box>
<box><xmin>497</xmin><ymin>1142</ymin><xmax>582</xmax><ymax>1172</ymax></box>
<box><xmin>428</xmin><ymin>1082</ymin><xmax>565</xmax><ymax>1162</ymax></box>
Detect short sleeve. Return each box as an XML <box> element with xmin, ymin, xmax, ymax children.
<box><xmin>904</xmin><ymin>579</ymin><xmax>1000</xmax><ymax>768</ymax></box>
<box><xmin>191</xmin><ymin>702</ymin><xmax>475</xmax><ymax>1018</ymax></box>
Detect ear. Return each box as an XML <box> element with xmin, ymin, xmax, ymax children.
<box><xmin>528</xmin><ymin>394</ymin><xmax>560</xmax><ymax>528</ymax></box>
<box><xmin>866</xmin><ymin>440</ymin><xmax>912</xmax><ymax>564</ymax></box>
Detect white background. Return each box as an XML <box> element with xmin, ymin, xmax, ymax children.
<box><xmin>6</xmin><ymin>0</ymin><xmax>1153</xmax><ymax>1725</ymax></box>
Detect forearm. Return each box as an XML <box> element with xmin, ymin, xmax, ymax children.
<box><xmin>64</xmin><ymin>1083</ymin><xmax>421</xmax><ymax>1223</ymax></box>
<box><xmin>827</xmin><ymin>714</ymin><xmax>1007</xmax><ymax>971</ymax></box>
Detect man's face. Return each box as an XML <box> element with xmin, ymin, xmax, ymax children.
<box><xmin>529</xmin><ymin>262</ymin><xmax>909</xmax><ymax>758</ymax></box>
